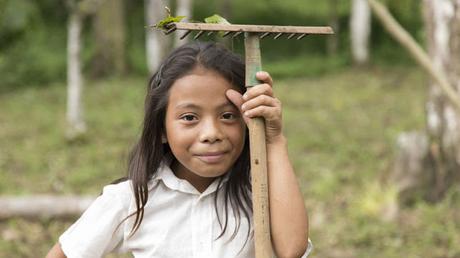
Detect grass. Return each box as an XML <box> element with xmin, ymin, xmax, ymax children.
<box><xmin>1</xmin><ymin>66</ymin><xmax>459</xmax><ymax>257</ymax></box>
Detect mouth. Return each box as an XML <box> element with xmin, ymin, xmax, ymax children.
<box><xmin>194</xmin><ymin>151</ymin><xmax>228</xmax><ymax>164</ymax></box>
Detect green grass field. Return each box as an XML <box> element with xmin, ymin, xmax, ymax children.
<box><xmin>1</xmin><ymin>66</ymin><xmax>459</xmax><ymax>257</ymax></box>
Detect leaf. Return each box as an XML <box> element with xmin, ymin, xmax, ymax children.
<box><xmin>152</xmin><ymin>7</ymin><xmax>186</xmax><ymax>31</ymax></box>
<box><xmin>154</xmin><ymin>15</ymin><xmax>186</xmax><ymax>31</ymax></box>
<box><xmin>204</xmin><ymin>14</ymin><xmax>231</xmax><ymax>37</ymax></box>
<box><xmin>204</xmin><ymin>14</ymin><xmax>231</xmax><ymax>25</ymax></box>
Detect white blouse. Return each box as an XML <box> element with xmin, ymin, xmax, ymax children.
<box><xmin>59</xmin><ymin>162</ymin><xmax>312</xmax><ymax>258</ymax></box>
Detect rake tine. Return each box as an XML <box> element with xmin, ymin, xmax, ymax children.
<box><xmin>274</xmin><ymin>32</ymin><xmax>284</xmax><ymax>39</ymax></box>
<box><xmin>232</xmin><ymin>31</ymin><xmax>243</xmax><ymax>38</ymax></box>
<box><xmin>287</xmin><ymin>33</ymin><xmax>296</xmax><ymax>39</ymax></box>
<box><xmin>260</xmin><ymin>32</ymin><xmax>271</xmax><ymax>39</ymax></box>
<box><xmin>180</xmin><ymin>30</ymin><xmax>192</xmax><ymax>40</ymax></box>
<box><xmin>194</xmin><ymin>30</ymin><xmax>205</xmax><ymax>39</ymax></box>
<box><xmin>222</xmin><ymin>31</ymin><xmax>233</xmax><ymax>38</ymax></box>
<box><xmin>296</xmin><ymin>33</ymin><xmax>307</xmax><ymax>40</ymax></box>
<box><xmin>164</xmin><ymin>27</ymin><xmax>176</xmax><ymax>35</ymax></box>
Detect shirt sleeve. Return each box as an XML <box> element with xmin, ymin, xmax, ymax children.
<box><xmin>301</xmin><ymin>239</ymin><xmax>313</xmax><ymax>258</ymax></box>
<box><xmin>59</xmin><ymin>184</ymin><xmax>130</xmax><ymax>258</ymax></box>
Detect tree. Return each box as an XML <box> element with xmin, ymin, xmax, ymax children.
<box><xmin>66</xmin><ymin>0</ymin><xmax>86</xmax><ymax>140</ymax></box>
<box><xmin>217</xmin><ymin>0</ymin><xmax>232</xmax><ymax>47</ymax></box>
<box><xmin>368</xmin><ymin>0</ymin><xmax>460</xmax><ymax>204</ymax></box>
<box><xmin>174</xmin><ymin>0</ymin><xmax>193</xmax><ymax>47</ymax></box>
<box><xmin>327</xmin><ymin>0</ymin><xmax>339</xmax><ymax>56</ymax></box>
<box><xmin>350</xmin><ymin>0</ymin><xmax>371</xmax><ymax>65</ymax></box>
<box><xmin>66</xmin><ymin>0</ymin><xmax>105</xmax><ymax>140</ymax></box>
<box><xmin>217</xmin><ymin>0</ymin><xmax>232</xmax><ymax>23</ymax></box>
<box><xmin>145</xmin><ymin>0</ymin><xmax>171</xmax><ymax>74</ymax></box>
<box><xmin>422</xmin><ymin>0</ymin><xmax>460</xmax><ymax>200</ymax></box>
<box><xmin>91</xmin><ymin>0</ymin><xmax>126</xmax><ymax>77</ymax></box>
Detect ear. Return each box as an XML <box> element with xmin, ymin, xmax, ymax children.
<box><xmin>162</xmin><ymin>134</ymin><xmax>168</xmax><ymax>143</ymax></box>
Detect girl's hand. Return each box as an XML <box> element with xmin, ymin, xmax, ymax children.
<box><xmin>226</xmin><ymin>71</ymin><xmax>283</xmax><ymax>144</ymax></box>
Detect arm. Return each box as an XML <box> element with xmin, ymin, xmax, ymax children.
<box><xmin>226</xmin><ymin>71</ymin><xmax>309</xmax><ymax>258</ymax></box>
<box><xmin>266</xmin><ymin>135</ymin><xmax>309</xmax><ymax>258</ymax></box>
<box><xmin>46</xmin><ymin>243</ymin><xmax>67</xmax><ymax>258</ymax></box>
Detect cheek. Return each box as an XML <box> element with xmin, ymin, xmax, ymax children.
<box><xmin>165</xmin><ymin>117</ymin><xmax>192</xmax><ymax>150</ymax></box>
<box><xmin>228</xmin><ymin>123</ymin><xmax>246</xmax><ymax>151</ymax></box>
<box><xmin>166</xmin><ymin>124</ymin><xmax>193</xmax><ymax>146</ymax></box>
<box><xmin>166</xmin><ymin>133</ymin><xmax>193</xmax><ymax>165</ymax></box>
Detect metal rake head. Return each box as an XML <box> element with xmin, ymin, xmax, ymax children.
<box><xmin>159</xmin><ymin>22</ymin><xmax>334</xmax><ymax>40</ymax></box>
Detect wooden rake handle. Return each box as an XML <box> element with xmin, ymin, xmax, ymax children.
<box><xmin>245</xmin><ymin>33</ymin><xmax>273</xmax><ymax>258</ymax></box>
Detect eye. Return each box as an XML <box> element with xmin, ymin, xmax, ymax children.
<box><xmin>180</xmin><ymin>114</ymin><xmax>197</xmax><ymax>122</ymax></box>
<box><xmin>222</xmin><ymin>112</ymin><xmax>237</xmax><ymax>120</ymax></box>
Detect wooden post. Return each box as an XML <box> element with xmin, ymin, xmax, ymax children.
<box><xmin>244</xmin><ymin>32</ymin><xmax>273</xmax><ymax>258</ymax></box>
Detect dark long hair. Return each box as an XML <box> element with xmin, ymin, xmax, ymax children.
<box><xmin>126</xmin><ymin>42</ymin><xmax>252</xmax><ymax>239</ymax></box>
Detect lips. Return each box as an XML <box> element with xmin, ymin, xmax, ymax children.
<box><xmin>195</xmin><ymin>151</ymin><xmax>228</xmax><ymax>164</ymax></box>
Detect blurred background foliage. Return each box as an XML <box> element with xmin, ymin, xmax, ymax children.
<box><xmin>0</xmin><ymin>0</ymin><xmax>423</xmax><ymax>89</ymax></box>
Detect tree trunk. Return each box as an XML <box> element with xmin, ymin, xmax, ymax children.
<box><xmin>350</xmin><ymin>0</ymin><xmax>371</xmax><ymax>65</ymax></box>
<box><xmin>391</xmin><ymin>132</ymin><xmax>433</xmax><ymax>205</ymax></box>
<box><xmin>91</xmin><ymin>0</ymin><xmax>126</xmax><ymax>77</ymax></box>
<box><xmin>174</xmin><ymin>0</ymin><xmax>193</xmax><ymax>47</ymax></box>
<box><xmin>423</xmin><ymin>0</ymin><xmax>460</xmax><ymax>201</ymax></box>
<box><xmin>327</xmin><ymin>0</ymin><xmax>339</xmax><ymax>56</ymax></box>
<box><xmin>389</xmin><ymin>0</ymin><xmax>460</xmax><ymax>205</ymax></box>
<box><xmin>67</xmin><ymin>10</ymin><xmax>87</xmax><ymax>139</ymax></box>
<box><xmin>65</xmin><ymin>0</ymin><xmax>105</xmax><ymax>140</ymax></box>
<box><xmin>217</xmin><ymin>0</ymin><xmax>232</xmax><ymax>47</ymax></box>
<box><xmin>145</xmin><ymin>0</ymin><xmax>171</xmax><ymax>74</ymax></box>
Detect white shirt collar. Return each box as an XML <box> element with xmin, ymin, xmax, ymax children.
<box><xmin>149</xmin><ymin>156</ymin><xmax>229</xmax><ymax>198</ymax></box>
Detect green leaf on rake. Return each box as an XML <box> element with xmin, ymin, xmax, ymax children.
<box><xmin>152</xmin><ymin>7</ymin><xmax>186</xmax><ymax>31</ymax></box>
<box><xmin>204</xmin><ymin>14</ymin><xmax>231</xmax><ymax>37</ymax></box>
<box><xmin>204</xmin><ymin>14</ymin><xmax>231</xmax><ymax>25</ymax></box>
<box><xmin>154</xmin><ymin>15</ymin><xmax>186</xmax><ymax>31</ymax></box>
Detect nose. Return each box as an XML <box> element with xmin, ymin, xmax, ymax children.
<box><xmin>199</xmin><ymin>118</ymin><xmax>224</xmax><ymax>143</ymax></box>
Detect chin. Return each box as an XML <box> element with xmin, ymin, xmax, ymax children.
<box><xmin>196</xmin><ymin>169</ymin><xmax>229</xmax><ymax>178</ymax></box>
<box><xmin>193</xmin><ymin>165</ymin><xmax>231</xmax><ymax>178</ymax></box>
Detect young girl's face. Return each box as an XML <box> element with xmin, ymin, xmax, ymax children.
<box><xmin>164</xmin><ymin>67</ymin><xmax>246</xmax><ymax>190</ymax></box>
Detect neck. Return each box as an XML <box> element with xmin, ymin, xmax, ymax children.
<box><xmin>170</xmin><ymin>160</ymin><xmax>215</xmax><ymax>193</ymax></box>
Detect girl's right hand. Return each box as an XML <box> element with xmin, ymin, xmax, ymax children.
<box><xmin>226</xmin><ymin>71</ymin><xmax>284</xmax><ymax>145</ymax></box>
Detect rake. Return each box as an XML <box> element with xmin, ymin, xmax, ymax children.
<box><xmin>161</xmin><ymin>21</ymin><xmax>333</xmax><ymax>257</ymax></box>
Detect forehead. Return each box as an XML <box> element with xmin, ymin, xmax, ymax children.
<box><xmin>168</xmin><ymin>68</ymin><xmax>237</xmax><ymax>108</ymax></box>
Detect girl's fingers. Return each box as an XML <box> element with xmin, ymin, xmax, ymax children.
<box><xmin>243</xmin><ymin>83</ymin><xmax>273</xmax><ymax>101</ymax></box>
<box><xmin>226</xmin><ymin>89</ymin><xmax>244</xmax><ymax>110</ymax></box>
<box><xmin>226</xmin><ymin>70</ymin><xmax>279</xmax><ymax>127</ymax></box>
<box><xmin>235</xmin><ymin>71</ymin><xmax>283</xmax><ymax>141</ymax></box>
<box><xmin>241</xmin><ymin>94</ymin><xmax>280</xmax><ymax>113</ymax></box>
<box><xmin>256</xmin><ymin>71</ymin><xmax>273</xmax><ymax>86</ymax></box>
<box><xmin>243</xmin><ymin>105</ymin><xmax>281</xmax><ymax>122</ymax></box>
<box><xmin>225</xmin><ymin>89</ymin><xmax>251</xmax><ymax>125</ymax></box>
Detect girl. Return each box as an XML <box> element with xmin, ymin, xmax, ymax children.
<box><xmin>47</xmin><ymin>42</ymin><xmax>312</xmax><ymax>258</ymax></box>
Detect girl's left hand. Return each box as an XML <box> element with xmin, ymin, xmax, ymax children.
<box><xmin>226</xmin><ymin>71</ymin><xmax>283</xmax><ymax>144</ymax></box>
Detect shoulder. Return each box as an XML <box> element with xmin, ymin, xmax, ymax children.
<box><xmin>102</xmin><ymin>180</ymin><xmax>132</xmax><ymax>196</ymax></box>
<box><xmin>100</xmin><ymin>180</ymin><xmax>133</xmax><ymax>208</ymax></box>
<box><xmin>73</xmin><ymin>180</ymin><xmax>133</xmax><ymax>217</ymax></box>
<box><xmin>58</xmin><ymin>180</ymin><xmax>135</xmax><ymax>257</ymax></box>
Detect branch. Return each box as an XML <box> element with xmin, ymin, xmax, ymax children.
<box><xmin>0</xmin><ymin>195</ymin><xmax>96</xmax><ymax>219</ymax></box>
<box><xmin>367</xmin><ymin>0</ymin><xmax>460</xmax><ymax>112</ymax></box>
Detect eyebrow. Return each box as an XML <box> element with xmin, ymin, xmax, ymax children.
<box><xmin>175</xmin><ymin>102</ymin><xmax>236</xmax><ymax>110</ymax></box>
